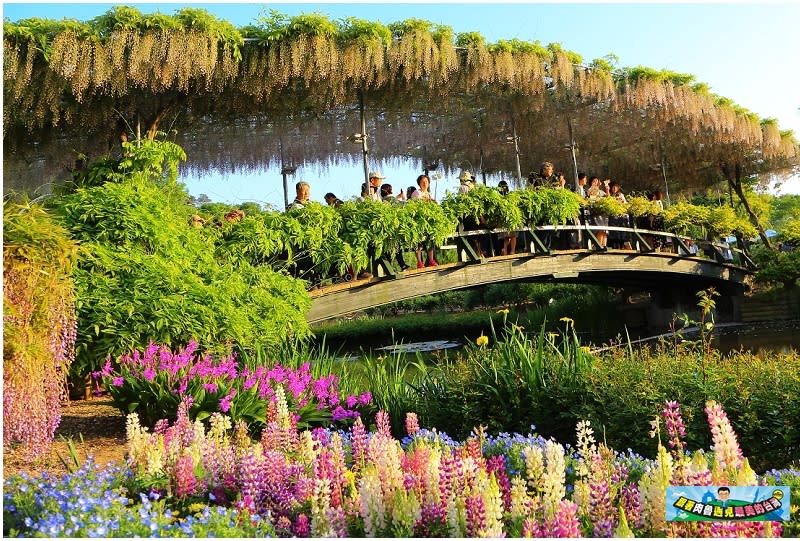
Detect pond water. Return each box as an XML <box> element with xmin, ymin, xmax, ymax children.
<box><xmin>342</xmin><ymin>320</ymin><xmax>800</xmax><ymax>358</ymax></box>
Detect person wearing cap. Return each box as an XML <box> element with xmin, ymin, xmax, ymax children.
<box><xmin>367</xmin><ymin>171</ymin><xmax>385</xmax><ymax>201</ymax></box>
<box><xmin>458</xmin><ymin>170</ymin><xmax>475</xmax><ymax>194</ymax></box>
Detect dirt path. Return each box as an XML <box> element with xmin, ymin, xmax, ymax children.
<box><xmin>3</xmin><ymin>399</ymin><xmax>127</xmax><ymax>479</ymax></box>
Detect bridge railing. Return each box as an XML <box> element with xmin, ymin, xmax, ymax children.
<box><xmin>366</xmin><ymin>223</ymin><xmax>755</xmax><ymax>279</ymax></box>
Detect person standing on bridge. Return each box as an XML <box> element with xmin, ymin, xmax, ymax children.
<box><xmin>287</xmin><ymin>181</ymin><xmax>311</xmax><ymax>210</ymax></box>
<box><xmin>587</xmin><ymin>176</ymin><xmax>609</xmax><ymax>248</ymax></box>
<box><xmin>411</xmin><ymin>174</ymin><xmax>439</xmax><ymax>268</ymax></box>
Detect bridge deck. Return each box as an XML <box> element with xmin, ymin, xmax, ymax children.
<box><xmin>308</xmin><ymin>247</ymin><xmax>752</xmax><ymax>324</ymax></box>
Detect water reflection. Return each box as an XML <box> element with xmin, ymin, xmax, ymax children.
<box><xmin>375</xmin><ymin>340</ymin><xmax>462</xmax><ymax>354</ymax></box>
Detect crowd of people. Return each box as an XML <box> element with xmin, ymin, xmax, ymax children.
<box><xmin>282</xmin><ymin>162</ymin><xmax>678</xmax><ymax>282</ymax></box>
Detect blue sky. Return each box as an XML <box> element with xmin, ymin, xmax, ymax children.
<box><xmin>4</xmin><ymin>2</ymin><xmax>800</xmax><ymax>206</ymax></box>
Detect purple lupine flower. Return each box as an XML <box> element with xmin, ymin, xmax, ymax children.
<box><xmin>621</xmin><ymin>484</ymin><xmax>642</xmax><ymax>529</ymax></box>
<box><xmin>359</xmin><ymin>391</ymin><xmax>372</xmax><ymax>405</ymax></box>
<box><xmin>486</xmin><ymin>455</ymin><xmax>512</xmax><ymax>510</ymax></box>
<box><xmin>346</xmin><ymin>395</ymin><xmax>358</xmax><ymax>408</ymax></box>
<box><xmin>589</xmin><ymin>478</ymin><xmax>615</xmax><ymax>537</ymax></box>
<box><xmin>663</xmin><ymin>400</ymin><xmax>687</xmax><ymax>452</ymax></box>
<box><xmin>414</xmin><ymin>501</ymin><xmax>448</xmax><ymax>537</ymax></box>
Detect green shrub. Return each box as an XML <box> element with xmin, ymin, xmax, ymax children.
<box><xmin>408</xmin><ymin>324</ymin><xmax>800</xmax><ymax>470</ymax></box>
<box><xmin>54</xmin><ymin>176</ymin><xmax>311</xmax><ymax>380</ymax></box>
<box><xmin>751</xmin><ymin>244</ymin><xmax>800</xmax><ymax>289</ymax></box>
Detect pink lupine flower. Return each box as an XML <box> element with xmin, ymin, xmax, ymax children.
<box><xmin>294</xmin><ymin>514</ymin><xmax>310</xmax><ymax>537</ymax></box>
<box><xmin>112</xmin><ymin>376</ymin><xmax>124</xmax><ymax>386</ymax></box>
<box><xmin>202</xmin><ymin>383</ymin><xmax>218</xmax><ymax>393</ymax></box>
<box><xmin>549</xmin><ymin>499</ymin><xmax>581</xmax><ymax>538</ymax></box>
<box><xmin>359</xmin><ymin>391</ymin><xmax>372</xmax><ymax>405</ymax></box>
<box><xmin>175</xmin><ymin>453</ymin><xmax>197</xmax><ymax>498</ymax></box>
<box><xmin>522</xmin><ymin>517</ymin><xmax>543</xmax><ymax>537</ymax></box>
<box><xmin>376</xmin><ymin>410</ymin><xmax>391</xmax><ymax>437</ymax></box>
<box><xmin>405</xmin><ymin>412</ymin><xmax>420</xmax><ymax>436</ymax></box>
<box><xmin>704</xmin><ymin>400</ymin><xmax>744</xmax><ymax>470</ymax></box>
<box><xmin>465</xmin><ymin>495</ymin><xmax>486</xmax><ymax>537</ymax></box>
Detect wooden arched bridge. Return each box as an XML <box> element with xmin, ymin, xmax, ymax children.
<box><xmin>307</xmin><ymin>225</ymin><xmax>755</xmax><ymax>324</ymax></box>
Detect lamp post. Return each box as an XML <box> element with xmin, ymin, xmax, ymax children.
<box><xmin>508</xmin><ymin>101</ymin><xmax>523</xmax><ymax>187</ymax></box>
<box><xmin>567</xmin><ymin>118</ymin><xmax>580</xmax><ymax>192</ymax></box>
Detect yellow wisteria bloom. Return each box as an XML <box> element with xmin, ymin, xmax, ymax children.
<box><xmin>476</xmin><ymin>334</ymin><xmax>489</xmax><ymax>347</ymax></box>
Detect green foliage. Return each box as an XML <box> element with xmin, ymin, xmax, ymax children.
<box><xmin>770</xmin><ymin>195</ymin><xmax>800</xmax><ymax>232</ymax></box>
<box><xmin>455</xmin><ymin>31</ymin><xmax>484</xmax><ymax>49</ymax></box>
<box><xmin>588</xmin><ymin>195</ymin><xmax>628</xmax><ymax>218</ymax></box>
<box><xmin>622</xmin><ymin>66</ymin><xmax>696</xmax><ymax>86</ymax></box>
<box><xmin>53</xmin><ymin>151</ymin><xmax>311</xmax><ymax>380</ymax></box>
<box><xmin>441</xmin><ymin>184</ymin><xmax>524</xmax><ymax>229</ymax></box>
<box><xmin>337</xmin><ymin>16</ymin><xmax>391</xmax><ymax>47</ymax></box>
<box><xmin>706</xmin><ymin>205</ymin><xmax>757</xmax><ymax>238</ymax></box>
<box><xmin>64</xmin><ymin>139</ymin><xmax>186</xmax><ymax>193</ymax></box>
<box><xmin>751</xmin><ymin>245</ymin><xmax>800</xmax><ymax>289</ymax></box>
<box><xmin>387</xmin><ymin>18</ymin><xmax>434</xmax><ymax>38</ymax></box>
<box><xmin>626</xmin><ymin>195</ymin><xmax>662</xmax><ymax>218</ymax></box>
<box><xmin>663</xmin><ymin>201</ymin><xmax>710</xmax><ymax>235</ymax></box>
<box><xmin>780</xmin><ymin>218</ymin><xmax>800</xmax><ymax>244</ymax></box>
<box><xmin>389</xmin><ymin>319</ymin><xmax>800</xmax><ymax>470</ymax></box>
<box><xmin>3</xmin><ymin>200</ymin><xmax>78</xmax><ymax>456</ymax></box>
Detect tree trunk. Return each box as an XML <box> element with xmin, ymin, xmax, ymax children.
<box><xmin>722</xmin><ymin>162</ymin><xmax>773</xmax><ymax>249</ymax></box>
<box><xmin>146</xmin><ymin>103</ymin><xmax>178</xmax><ymax>141</ymax></box>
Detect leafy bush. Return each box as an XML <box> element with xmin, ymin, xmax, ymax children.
<box><xmin>3</xmin><ymin>200</ymin><xmax>78</xmax><ymax>457</ymax></box>
<box><xmin>54</xmin><ymin>174</ymin><xmax>311</xmax><ymax>380</ymax></box>
<box><xmin>587</xmin><ymin>195</ymin><xmax>628</xmax><ymax>217</ymax></box>
<box><xmin>441</xmin><ymin>184</ymin><xmax>524</xmax><ymax>229</ymax></box>
<box><xmin>751</xmin><ymin>244</ymin><xmax>800</xmax><ymax>289</ymax></box>
<box><xmin>98</xmin><ymin>341</ymin><xmax>372</xmax><ymax>429</ymax></box>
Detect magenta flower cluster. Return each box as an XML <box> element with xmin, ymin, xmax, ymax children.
<box><xmin>96</xmin><ymin>341</ymin><xmax>371</xmax><ymax>427</ymax></box>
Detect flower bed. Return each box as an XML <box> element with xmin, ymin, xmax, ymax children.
<box><xmin>4</xmin><ymin>394</ymin><xmax>798</xmax><ymax>538</ymax></box>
